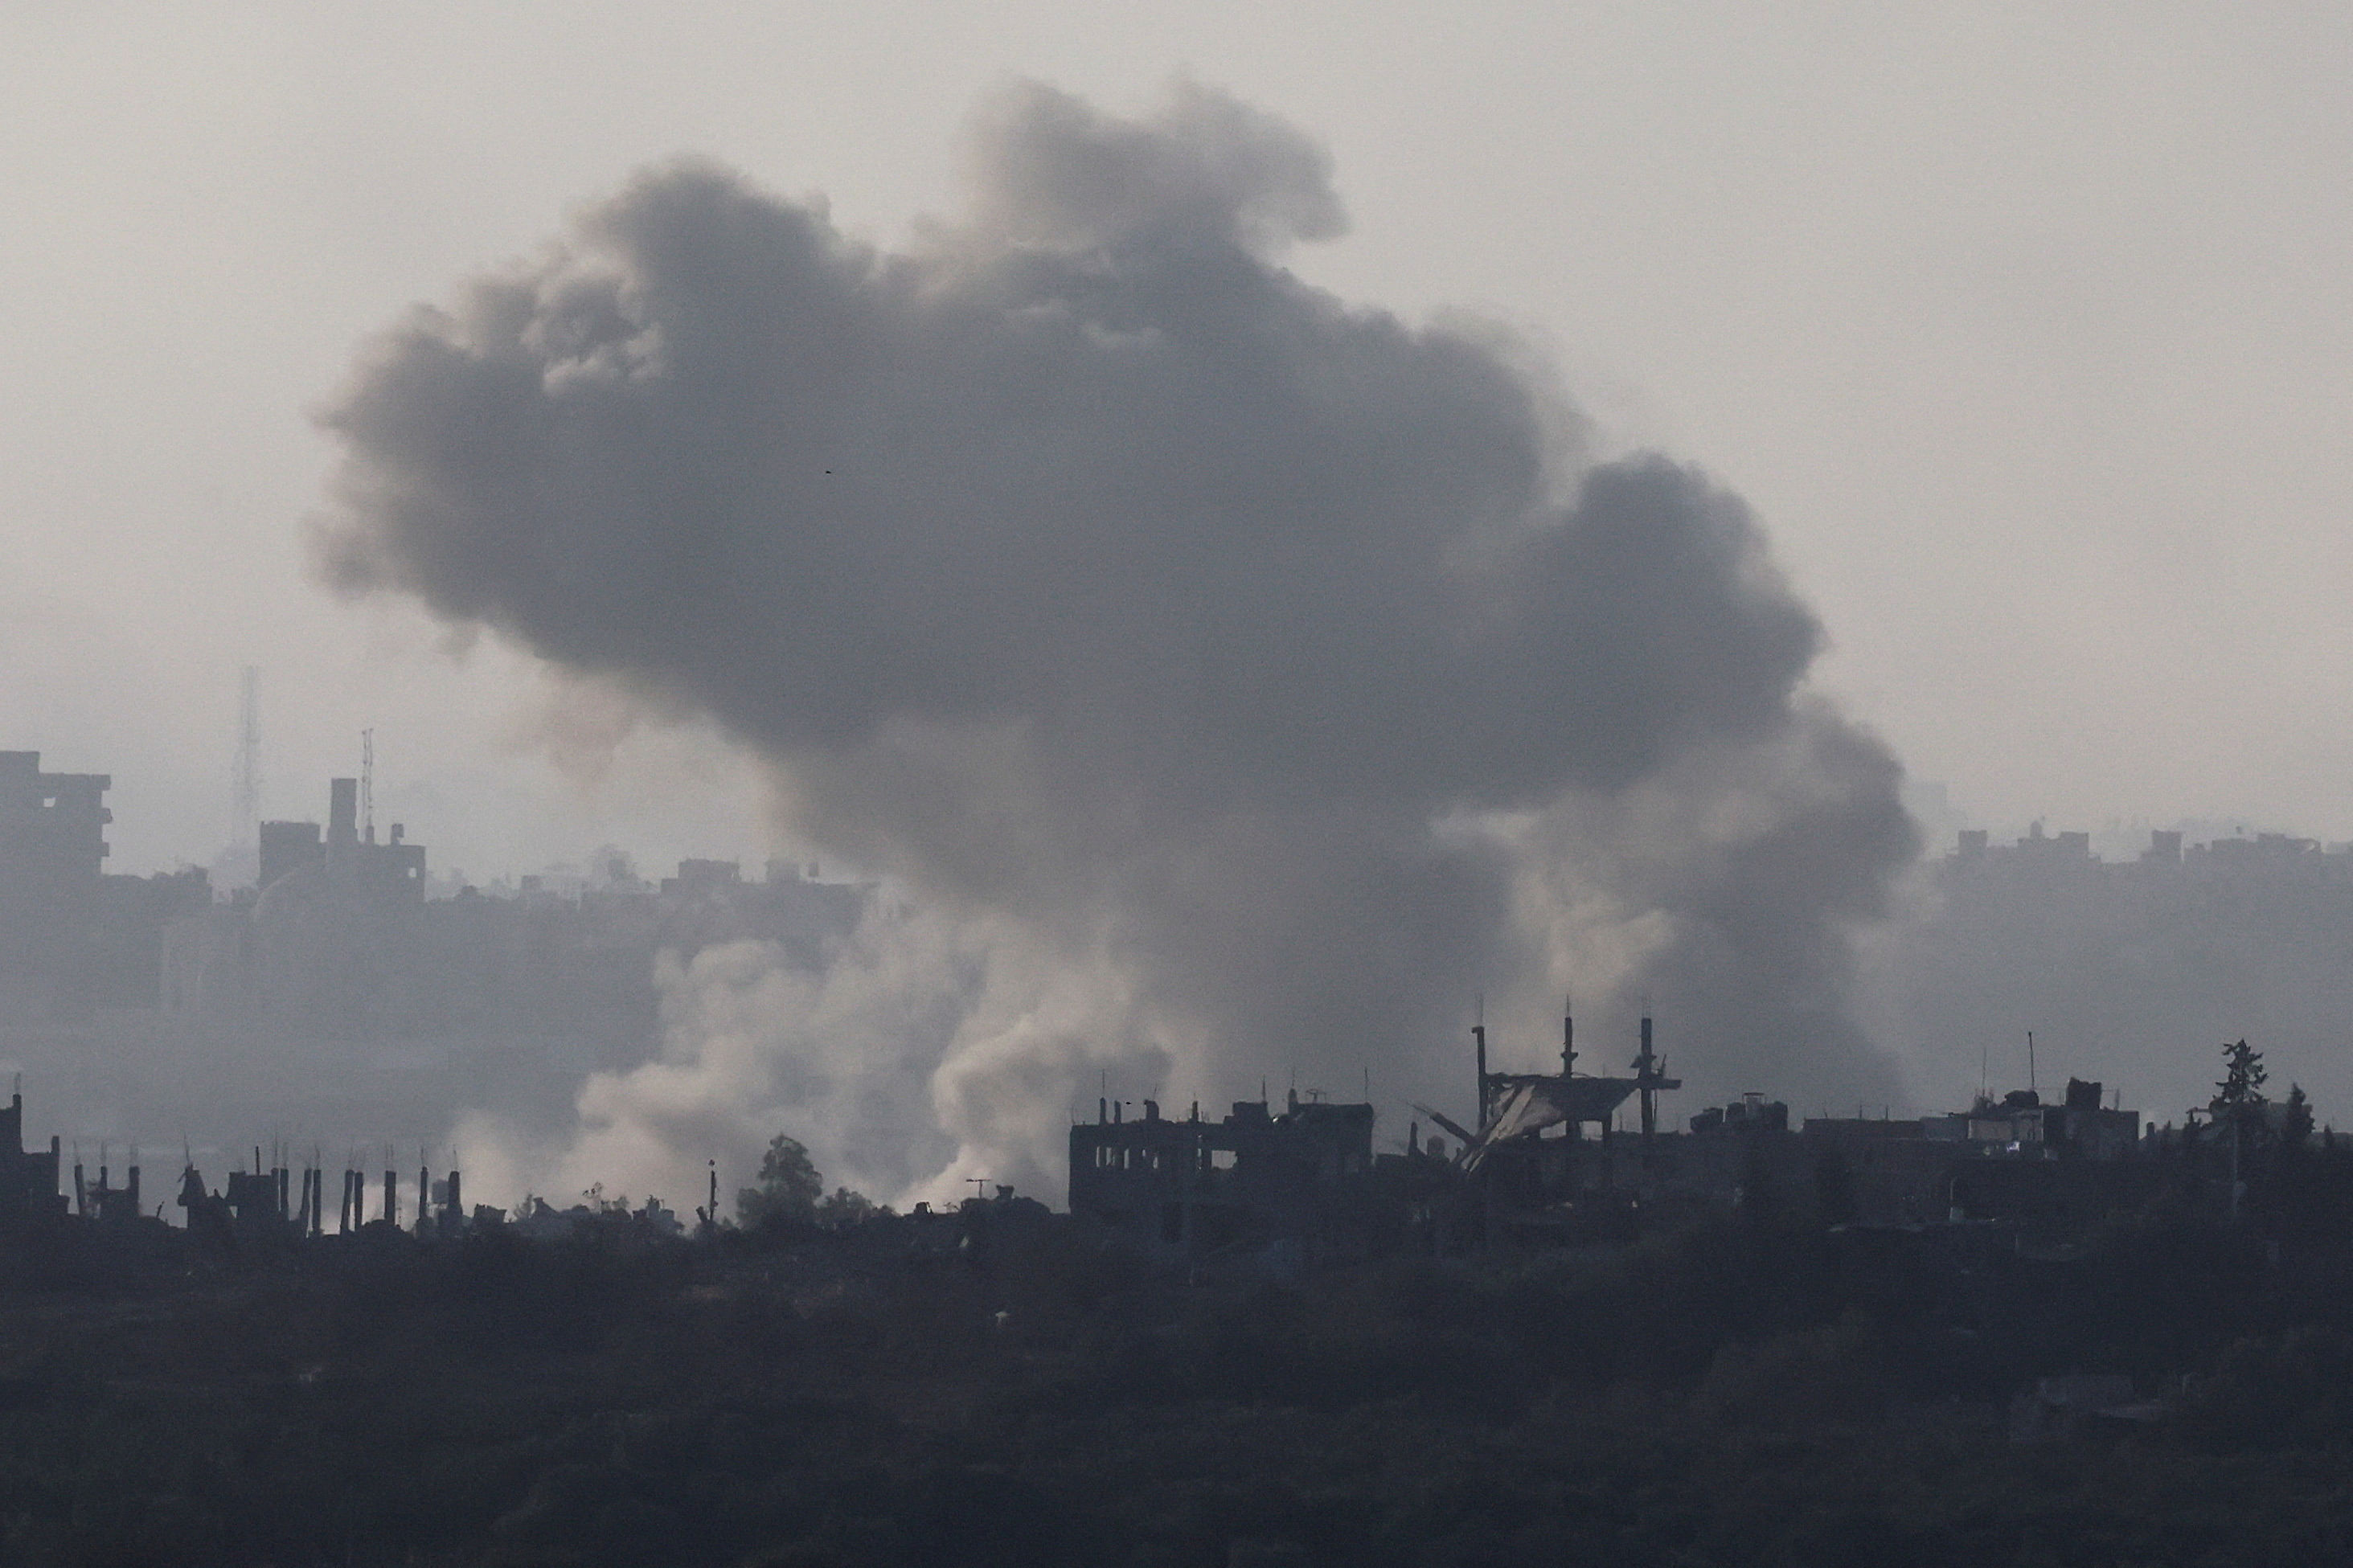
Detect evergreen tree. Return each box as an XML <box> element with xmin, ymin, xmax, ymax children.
<box><xmin>2212</xmin><ymin>1040</ymin><xmax>2270</xmax><ymax>1222</ymax></box>
<box><xmin>2212</xmin><ymin>1039</ymin><xmax>2269</xmax><ymax>1125</ymax></box>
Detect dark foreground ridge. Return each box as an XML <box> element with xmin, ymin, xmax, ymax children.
<box><xmin>0</xmin><ymin>1030</ymin><xmax>2347</xmax><ymax>1566</ymax></box>
<box><xmin>9</xmin><ymin>1118</ymin><xmax>2353</xmax><ymax>1566</ymax></box>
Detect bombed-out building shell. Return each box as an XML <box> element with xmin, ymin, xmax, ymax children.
<box><xmin>0</xmin><ymin>1092</ymin><xmax>64</xmax><ymax>1224</ymax></box>
<box><xmin>1069</xmin><ymin>1091</ymin><xmax>1376</xmax><ymax>1251</ymax></box>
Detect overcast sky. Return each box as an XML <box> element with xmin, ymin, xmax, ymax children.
<box><xmin>3</xmin><ymin>3</ymin><xmax>2347</xmax><ymax>877</ymax></box>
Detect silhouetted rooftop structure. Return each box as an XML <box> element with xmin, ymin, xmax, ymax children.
<box><xmin>0</xmin><ymin>751</ymin><xmax>110</xmax><ymax>986</ymax></box>
<box><xmin>1071</xmin><ymin>1089</ymin><xmax>1376</xmax><ymax>1252</ymax></box>
<box><xmin>0</xmin><ymin>1091</ymin><xmax>64</xmax><ymax>1224</ymax></box>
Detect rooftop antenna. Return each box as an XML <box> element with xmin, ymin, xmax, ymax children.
<box><xmin>2027</xmin><ymin>1030</ymin><xmax>2037</xmax><ymax>1099</ymax></box>
<box><xmin>360</xmin><ymin>729</ymin><xmax>375</xmax><ymax>845</ymax></box>
<box><xmin>232</xmin><ymin>665</ymin><xmax>261</xmax><ymax>853</ymax></box>
<box><xmin>1473</xmin><ymin>994</ymin><xmax>1490</xmax><ymax>1129</ymax></box>
<box><xmin>1979</xmin><ymin>1041</ymin><xmax>1989</xmax><ymax>1107</ymax></box>
<box><xmin>1632</xmin><ymin>1004</ymin><xmax>1675</xmax><ymax>1152</ymax></box>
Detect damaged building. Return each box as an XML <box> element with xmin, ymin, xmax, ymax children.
<box><xmin>1070</xmin><ymin>1004</ymin><xmax>2171</xmax><ymax>1259</ymax></box>
<box><xmin>1438</xmin><ymin>1007</ymin><xmax>1681</xmax><ymax>1244</ymax></box>
<box><xmin>0</xmin><ymin>752</ymin><xmax>110</xmax><ymax>996</ymax></box>
<box><xmin>161</xmin><ymin>776</ymin><xmax>871</xmax><ymax>1043</ymax></box>
<box><xmin>0</xmin><ymin>747</ymin><xmax>877</xmax><ymax>1168</ymax></box>
<box><xmin>0</xmin><ymin>751</ymin><xmax>208</xmax><ymax>1018</ymax></box>
<box><xmin>1068</xmin><ymin>1090</ymin><xmax>1379</xmax><ymax>1255</ymax></box>
<box><xmin>0</xmin><ymin>1090</ymin><xmax>64</xmax><ymax>1226</ymax></box>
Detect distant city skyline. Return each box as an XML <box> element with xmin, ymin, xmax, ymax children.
<box><xmin>5</xmin><ymin>7</ymin><xmax>2351</xmax><ymax>876</ymax></box>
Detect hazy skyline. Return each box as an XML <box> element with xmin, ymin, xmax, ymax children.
<box><xmin>5</xmin><ymin>4</ymin><xmax>2350</xmax><ymax>882</ymax></box>
<box><xmin>301</xmin><ymin>72</ymin><xmax>1928</xmax><ymax>1197</ymax></box>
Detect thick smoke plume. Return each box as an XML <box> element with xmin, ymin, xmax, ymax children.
<box><xmin>317</xmin><ymin>81</ymin><xmax>1916</xmax><ymax>1206</ymax></box>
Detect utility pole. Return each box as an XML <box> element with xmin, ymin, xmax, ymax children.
<box><xmin>1630</xmin><ymin>1011</ymin><xmax>1680</xmax><ymax>1164</ymax></box>
<box><xmin>1635</xmin><ymin>1013</ymin><xmax>1657</xmax><ymax>1143</ymax></box>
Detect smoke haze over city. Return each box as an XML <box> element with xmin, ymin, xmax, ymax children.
<box><xmin>301</xmin><ymin>80</ymin><xmax>1915</xmax><ymax>1202</ymax></box>
<box><xmin>3</xmin><ymin>7</ymin><xmax>2351</xmax><ymax>1206</ymax></box>
<box><xmin>15</xmin><ymin>18</ymin><xmax>2353</xmax><ymax>1566</ymax></box>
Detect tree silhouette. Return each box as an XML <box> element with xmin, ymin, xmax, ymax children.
<box><xmin>2282</xmin><ymin>1084</ymin><xmax>2314</xmax><ymax>1154</ymax></box>
<box><xmin>736</xmin><ymin>1133</ymin><xmax>823</xmax><ymax>1228</ymax></box>
<box><xmin>2212</xmin><ymin>1040</ymin><xmax>2269</xmax><ymax>1124</ymax></box>
<box><xmin>2212</xmin><ymin>1040</ymin><xmax>2270</xmax><ymax>1222</ymax></box>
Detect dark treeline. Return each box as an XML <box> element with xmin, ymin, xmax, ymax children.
<box><xmin>10</xmin><ymin>1135</ymin><xmax>2353</xmax><ymax>1568</ymax></box>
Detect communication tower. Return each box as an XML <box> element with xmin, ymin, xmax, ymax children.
<box><xmin>231</xmin><ymin>666</ymin><xmax>261</xmax><ymax>849</ymax></box>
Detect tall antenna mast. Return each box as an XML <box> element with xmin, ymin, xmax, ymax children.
<box><xmin>360</xmin><ymin>729</ymin><xmax>375</xmax><ymax>845</ymax></box>
<box><xmin>232</xmin><ymin>666</ymin><xmax>261</xmax><ymax>852</ymax></box>
<box><xmin>1473</xmin><ymin>994</ymin><xmax>1489</xmax><ymax>1129</ymax></box>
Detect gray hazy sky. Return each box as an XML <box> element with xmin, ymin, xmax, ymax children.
<box><xmin>3</xmin><ymin>3</ymin><xmax>2347</xmax><ymax>876</ymax></box>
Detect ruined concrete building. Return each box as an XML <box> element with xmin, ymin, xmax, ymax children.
<box><xmin>0</xmin><ymin>1091</ymin><xmax>64</xmax><ymax>1225</ymax></box>
<box><xmin>1068</xmin><ymin>1001</ymin><xmax>2178</xmax><ymax>1259</ymax></box>
<box><xmin>0</xmin><ymin>747</ymin><xmax>867</xmax><ymax>1042</ymax></box>
<box><xmin>163</xmin><ymin>776</ymin><xmax>870</xmax><ymax>1041</ymax></box>
<box><xmin>75</xmin><ymin>1155</ymin><xmax>140</xmax><ymax>1224</ymax></box>
<box><xmin>257</xmin><ymin>775</ymin><xmax>427</xmax><ymax>899</ymax></box>
<box><xmin>0</xmin><ymin>752</ymin><xmax>110</xmax><ymax>989</ymax></box>
<box><xmin>0</xmin><ymin>751</ymin><xmax>207</xmax><ymax>1017</ymax></box>
<box><xmin>1069</xmin><ymin>1090</ymin><xmax>1377</xmax><ymax>1252</ymax></box>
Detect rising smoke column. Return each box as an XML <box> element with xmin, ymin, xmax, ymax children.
<box><xmin>316</xmin><ymin>80</ymin><xmax>1916</xmax><ymax>1203</ymax></box>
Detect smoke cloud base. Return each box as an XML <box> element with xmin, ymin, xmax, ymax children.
<box><xmin>318</xmin><ymin>80</ymin><xmax>1916</xmax><ymax>1206</ymax></box>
